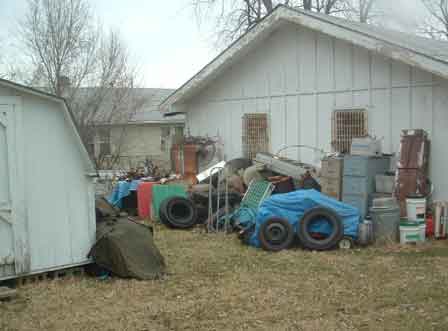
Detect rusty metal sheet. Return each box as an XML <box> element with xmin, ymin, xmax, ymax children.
<box><xmin>397</xmin><ymin>130</ymin><xmax>430</xmax><ymax>170</ymax></box>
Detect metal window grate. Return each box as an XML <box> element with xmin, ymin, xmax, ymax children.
<box><xmin>332</xmin><ymin>109</ymin><xmax>368</xmax><ymax>153</ymax></box>
<box><xmin>242</xmin><ymin>113</ymin><xmax>269</xmax><ymax>159</ymax></box>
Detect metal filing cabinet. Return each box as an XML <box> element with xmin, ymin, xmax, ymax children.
<box><xmin>342</xmin><ymin>155</ymin><xmax>390</xmax><ymax>217</ymax></box>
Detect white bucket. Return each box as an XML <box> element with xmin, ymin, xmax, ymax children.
<box><xmin>400</xmin><ymin>220</ymin><xmax>422</xmax><ymax>244</ymax></box>
<box><xmin>419</xmin><ymin>221</ymin><xmax>426</xmax><ymax>242</ymax></box>
<box><xmin>406</xmin><ymin>197</ymin><xmax>426</xmax><ymax>222</ymax></box>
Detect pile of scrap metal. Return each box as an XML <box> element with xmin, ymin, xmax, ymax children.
<box><xmin>189</xmin><ymin>154</ymin><xmax>322</xmax><ymax>233</ymax></box>
<box><xmin>195</xmin><ymin>154</ymin><xmax>363</xmax><ymax>252</ymax></box>
<box><xmin>90</xmin><ymin>198</ymin><xmax>166</xmax><ymax>280</ymax></box>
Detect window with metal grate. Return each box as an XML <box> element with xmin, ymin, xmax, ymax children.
<box><xmin>332</xmin><ymin>109</ymin><xmax>368</xmax><ymax>153</ymax></box>
<box><xmin>242</xmin><ymin>113</ymin><xmax>269</xmax><ymax>159</ymax></box>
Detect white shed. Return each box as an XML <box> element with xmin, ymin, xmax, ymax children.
<box><xmin>162</xmin><ymin>6</ymin><xmax>448</xmax><ymax>200</ymax></box>
<box><xmin>0</xmin><ymin>79</ymin><xmax>96</xmax><ymax>280</ymax></box>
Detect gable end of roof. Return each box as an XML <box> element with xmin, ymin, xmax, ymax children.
<box><xmin>161</xmin><ymin>5</ymin><xmax>448</xmax><ymax>111</ymax></box>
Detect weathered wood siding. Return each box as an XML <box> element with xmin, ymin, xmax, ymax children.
<box><xmin>181</xmin><ymin>23</ymin><xmax>448</xmax><ymax>199</ymax></box>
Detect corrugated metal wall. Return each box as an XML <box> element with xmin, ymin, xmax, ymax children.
<box><xmin>181</xmin><ymin>22</ymin><xmax>448</xmax><ymax>199</ymax></box>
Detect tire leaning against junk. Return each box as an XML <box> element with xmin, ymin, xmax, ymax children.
<box><xmin>159</xmin><ymin>198</ymin><xmax>173</xmax><ymax>227</ymax></box>
<box><xmin>297</xmin><ymin>207</ymin><xmax>344</xmax><ymax>251</ymax></box>
<box><xmin>163</xmin><ymin>197</ymin><xmax>198</xmax><ymax>229</ymax></box>
<box><xmin>258</xmin><ymin>217</ymin><xmax>295</xmax><ymax>252</ymax></box>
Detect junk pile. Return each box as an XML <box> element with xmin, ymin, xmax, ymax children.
<box><xmin>90</xmin><ymin>197</ymin><xmax>166</xmax><ymax>280</ymax></box>
<box><xmin>316</xmin><ymin>130</ymin><xmax>447</xmax><ymax>246</ymax></box>
<box><xmin>107</xmin><ymin>169</ymin><xmax>182</xmax><ymax>217</ymax></box>
<box><xmin>245</xmin><ymin>189</ymin><xmax>360</xmax><ymax>251</ymax></box>
<box><xmin>103</xmin><ymin>128</ymin><xmax>446</xmax><ymax>252</ymax></box>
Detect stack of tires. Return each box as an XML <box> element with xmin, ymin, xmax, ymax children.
<box><xmin>259</xmin><ymin>207</ymin><xmax>351</xmax><ymax>251</ymax></box>
<box><xmin>160</xmin><ymin>197</ymin><xmax>198</xmax><ymax>229</ymax></box>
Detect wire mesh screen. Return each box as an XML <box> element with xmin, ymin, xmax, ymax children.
<box><xmin>332</xmin><ymin>110</ymin><xmax>368</xmax><ymax>153</ymax></box>
<box><xmin>242</xmin><ymin>113</ymin><xmax>269</xmax><ymax>159</ymax></box>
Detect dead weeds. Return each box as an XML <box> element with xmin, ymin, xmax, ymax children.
<box><xmin>2</xmin><ymin>225</ymin><xmax>448</xmax><ymax>331</ymax></box>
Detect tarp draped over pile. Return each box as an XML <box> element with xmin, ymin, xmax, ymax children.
<box><xmin>90</xmin><ymin>218</ymin><xmax>166</xmax><ymax>280</ymax></box>
<box><xmin>108</xmin><ymin>180</ymin><xmax>141</xmax><ymax>208</ymax></box>
<box><xmin>249</xmin><ymin>190</ymin><xmax>361</xmax><ymax>248</ymax></box>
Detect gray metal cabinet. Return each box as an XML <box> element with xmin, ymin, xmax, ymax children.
<box><xmin>342</xmin><ymin>155</ymin><xmax>390</xmax><ymax>217</ymax></box>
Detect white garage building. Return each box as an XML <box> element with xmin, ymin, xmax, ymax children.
<box><xmin>162</xmin><ymin>5</ymin><xmax>448</xmax><ymax>200</ymax></box>
<box><xmin>0</xmin><ymin>79</ymin><xmax>96</xmax><ymax>280</ymax></box>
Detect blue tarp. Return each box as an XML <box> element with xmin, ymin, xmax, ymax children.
<box><xmin>249</xmin><ymin>189</ymin><xmax>361</xmax><ymax>248</ymax></box>
<box><xmin>107</xmin><ymin>180</ymin><xmax>141</xmax><ymax>208</ymax></box>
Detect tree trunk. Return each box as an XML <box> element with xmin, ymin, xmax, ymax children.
<box><xmin>303</xmin><ymin>0</ymin><xmax>312</xmax><ymax>10</ymax></box>
<box><xmin>262</xmin><ymin>0</ymin><xmax>273</xmax><ymax>12</ymax></box>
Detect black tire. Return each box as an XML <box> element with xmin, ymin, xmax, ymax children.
<box><xmin>159</xmin><ymin>198</ymin><xmax>173</xmax><ymax>227</ymax></box>
<box><xmin>258</xmin><ymin>217</ymin><xmax>295</xmax><ymax>252</ymax></box>
<box><xmin>297</xmin><ymin>207</ymin><xmax>344</xmax><ymax>251</ymax></box>
<box><xmin>164</xmin><ymin>197</ymin><xmax>198</xmax><ymax>229</ymax></box>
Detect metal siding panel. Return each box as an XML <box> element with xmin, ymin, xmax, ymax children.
<box><xmin>300</xmin><ymin>95</ymin><xmax>317</xmax><ymax>165</ymax></box>
<box><xmin>317</xmin><ymin>94</ymin><xmax>333</xmax><ymax>152</ymax></box>
<box><xmin>353</xmin><ymin>47</ymin><xmax>370</xmax><ymax>90</ymax></box>
<box><xmin>412</xmin><ymin>86</ymin><xmax>433</xmax><ymax>135</ymax></box>
<box><xmin>0</xmin><ymin>108</ymin><xmax>10</xmax><ymax>206</ymax></box>
<box><xmin>240</xmin><ymin>53</ymin><xmax>258</xmax><ymax>99</ymax></box>
<box><xmin>372</xmin><ymin>54</ymin><xmax>390</xmax><ymax>88</ymax></box>
<box><xmin>412</xmin><ymin>67</ymin><xmax>433</xmax><ymax>85</ymax></box>
<box><xmin>285</xmin><ymin>96</ymin><xmax>299</xmax><ymax>159</ymax></box>
<box><xmin>283</xmin><ymin>26</ymin><xmax>300</xmax><ymax>94</ymax></box>
<box><xmin>392</xmin><ymin>61</ymin><xmax>411</xmax><ymax>86</ymax></box>
<box><xmin>299</xmin><ymin>27</ymin><xmax>316</xmax><ymax>92</ymax></box>
<box><xmin>335</xmin><ymin>92</ymin><xmax>352</xmax><ymax>108</ymax></box>
<box><xmin>391</xmin><ymin>88</ymin><xmax>411</xmax><ymax>153</ymax></box>
<box><xmin>432</xmin><ymin>83</ymin><xmax>448</xmax><ymax>199</ymax></box>
<box><xmin>1</xmin><ymin>97</ymin><xmax>30</xmax><ymax>275</ymax></box>
<box><xmin>23</xmin><ymin>95</ymin><xmax>93</xmax><ymax>272</ymax></box>
<box><xmin>371</xmin><ymin>90</ymin><xmax>391</xmax><ymax>151</ymax></box>
<box><xmin>270</xmin><ymin>97</ymin><xmax>285</xmax><ymax>154</ymax></box>
<box><xmin>334</xmin><ymin>39</ymin><xmax>352</xmax><ymax>90</ymax></box>
<box><xmin>317</xmin><ymin>34</ymin><xmax>333</xmax><ymax>91</ymax></box>
<box><xmin>0</xmin><ymin>105</ymin><xmax>14</xmax><ymax>278</ymax></box>
<box><xmin>229</xmin><ymin>101</ymin><xmax>243</xmax><ymax>159</ymax></box>
<box><xmin>268</xmin><ymin>31</ymin><xmax>284</xmax><ymax>96</ymax></box>
<box><xmin>353</xmin><ymin>90</ymin><xmax>369</xmax><ymax>108</ymax></box>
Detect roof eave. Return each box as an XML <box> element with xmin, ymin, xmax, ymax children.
<box><xmin>160</xmin><ymin>7</ymin><xmax>286</xmax><ymax>111</ymax></box>
<box><xmin>161</xmin><ymin>5</ymin><xmax>448</xmax><ymax>111</ymax></box>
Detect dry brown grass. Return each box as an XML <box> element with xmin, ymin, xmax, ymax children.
<box><xmin>2</xmin><ymin>225</ymin><xmax>448</xmax><ymax>331</ymax></box>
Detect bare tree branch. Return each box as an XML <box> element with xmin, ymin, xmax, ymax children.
<box><xmin>16</xmin><ymin>0</ymin><xmax>141</xmax><ymax>169</ymax></box>
<box><xmin>342</xmin><ymin>0</ymin><xmax>379</xmax><ymax>23</ymax></box>
<box><xmin>421</xmin><ymin>0</ymin><xmax>448</xmax><ymax>39</ymax></box>
<box><xmin>193</xmin><ymin>0</ymin><xmax>350</xmax><ymax>45</ymax></box>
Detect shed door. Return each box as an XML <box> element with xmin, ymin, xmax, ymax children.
<box><xmin>0</xmin><ymin>105</ymin><xmax>15</xmax><ymax>276</ymax></box>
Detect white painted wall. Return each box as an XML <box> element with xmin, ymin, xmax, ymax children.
<box><xmin>177</xmin><ymin>23</ymin><xmax>448</xmax><ymax>200</ymax></box>
<box><xmin>0</xmin><ymin>85</ymin><xmax>95</xmax><ymax>279</ymax></box>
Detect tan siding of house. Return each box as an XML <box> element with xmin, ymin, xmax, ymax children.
<box><xmin>110</xmin><ymin>123</ymin><xmax>180</xmax><ymax>171</ymax></box>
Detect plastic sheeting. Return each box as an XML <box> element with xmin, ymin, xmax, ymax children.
<box><xmin>90</xmin><ymin>218</ymin><xmax>166</xmax><ymax>280</ymax></box>
<box><xmin>249</xmin><ymin>189</ymin><xmax>361</xmax><ymax>248</ymax></box>
<box><xmin>107</xmin><ymin>180</ymin><xmax>141</xmax><ymax>208</ymax></box>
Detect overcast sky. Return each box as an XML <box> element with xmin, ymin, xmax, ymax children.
<box><xmin>0</xmin><ymin>0</ymin><xmax>217</xmax><ymax>89</ymax></box>
<box><xmin>0</xmin><ymin>0</ymin><xmax>428</xmax><ymax>89</ymax></box>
